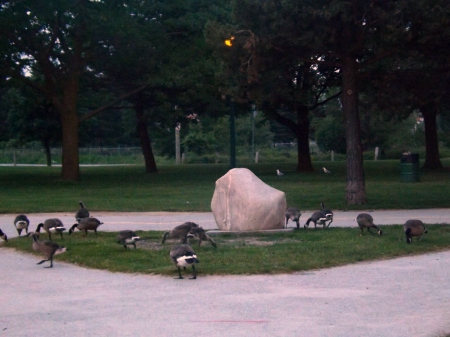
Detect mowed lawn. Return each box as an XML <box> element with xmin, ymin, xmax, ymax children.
<box><xmin>0</xmin><ymin>159</ymin><xmax>449</xmax><ymax>213</ymax></box>
<box><xmin>4</xmin><ymin>224</ymin><xmax>450</xmax><ymax>276</ymax></box>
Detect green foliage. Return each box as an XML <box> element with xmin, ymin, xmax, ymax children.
<box><xmin>4</xmin><ymin>224</ymin><xmax>450</xmax><ymax>276</ymax></box>
<box><xmin>314</xmin><ymin>116</ymin><xmax>346</xmax><ymax>154</ymax></box>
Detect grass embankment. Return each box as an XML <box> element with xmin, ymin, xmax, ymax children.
<box><xmin>5</xmin><ymin>224</ymin><xmax>450</xmax><ymax>276</ymax></box>
<box><xmin>0</xmin><ymin>159</ymin><xmax>449</xmax><ymax>213</ymax></box>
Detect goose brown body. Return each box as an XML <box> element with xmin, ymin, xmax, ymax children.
<box><xmin>69</xmin><ymin>217</ymin><xmax>103</xmax><ymax>236</ymax></box>
<box><xmin>170</xmin><ymin>244</ymin><xmax>199</xmax><ymax>279</ymax></box>
<box><xmin>14</xmin><ymin>214</ymin><xmax>30</xmax><ymax>236</ymax></box>
<box><xmin>75</xmin><ymin>201</ymin><xmax>90</xmax><ymax>221</ymax></box>
<box><xmin>356</xmin><ymin>213</ymin><xmax>383</xmax><ymax>235</ymax></box>
<box><xmin>117</xmin><ymin>230</ymin><xmax>140</xmax><ymax>249</ymax></box>
<box><xmin>161</xmin><ymin>222</ymin><xmax>199</xmax><ymax>244</ymax></box>
<box><xmin>404</xmin><ymin>219</ymin><xmax>427</xmax><ymax>243</ymax></box>
<box><xmin>320</xmin><ymin>202</ymin><xmax>334</xmax><ymax>227</ymax></box>
<box><xmin>27</xmin><ymin>233</ymin><xmax>66</xmax><ymax>268</ymax></box>
<box><xmin>285</xmin><ymin>207</ymin><xmax>302</xmax><ymax>229</ymax></box>
<box><xmin>36</xmin><ymin>218</ymin><xmax>66</xmax><ymax>240</ymax></box>
<box><xmin>305</xmin><ymin>211</ymin><xmax>329</xmax><ymax>229</ymax></box>
<box><xmin>187</xmin><ymin>226</ymin><xmax>217</xmax><ymax>248</ymax></box>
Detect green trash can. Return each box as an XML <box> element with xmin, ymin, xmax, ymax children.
<box><xmin>400</xmin><ymin>153</ymin><xmax>420</xmax><ymax>182</ymax></box>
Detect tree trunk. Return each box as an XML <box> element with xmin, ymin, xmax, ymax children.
<box><xmin>296</xmin><ymin>105</ymin><xmax>314</xmax><ymax>172</ymax></box>
<box><xmin>135</xmin><ymin>93</ymin><xmax>158</xmax><ymax>173</ymax></box>
<box><xmin>420</xmin><ymin>103</ymin><xmax>443</xmax><ymax>170</ymax></box>
<box><xmin>341</xmin><ymin>56</ymin><xmax>367</xmax><ymax>205</ymax></box>
<box><xmin>58</xmin><ymin>79</ymin><xmax>80</xmax><ymax>181</ymax></box>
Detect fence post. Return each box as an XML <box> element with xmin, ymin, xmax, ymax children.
<box><xmin>331</xmin><ymin>150</ymin><xmax>334</xmax><ymax>161</ymax></box>
<box><xmin>13</xmin><ymin>150</ymin><xmax>17</xmax><ymax>166</ymax></box>
<box><xmin>175</xmin><ymin>124</ymin><xmax>181</xmax><ymax>165</ymax></box>
<box><xmin>255</xmin><ymin>151</ymin><xmax>259</xmax><ymax>163</ymax></box>
<box><xmin>375</xmin><ymin>147</ymin><xmax>379</xmax><ymax>161</ymax></box>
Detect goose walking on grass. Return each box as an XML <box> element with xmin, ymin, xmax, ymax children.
<box><xmin>187</xmin><ymin>227</ymin><xmax>217</xmax><ymax>248</ymax></box>
<box><xmin>170</xmin><ymin>244</ymin><xmax>199</xmax><ymax>279</ymax></box>
<box><xmin>404</xmin><ymin>219</ymin><xmax>428</xmax><ymax>244</ymax></box>
<box><xmin>75</xmin><ymin>201</ymin><xmax>90</xmax><ymax>221</ymax></box>
<box><xmin>36</xmin><ymin>219</ymin><xmax>66</xmax><ymax>240</ymax></box>
<box><xmin>14</xmin><ymin>214</ymin><xmax>30</xmax><ymax>236</ymax></box>
<box><xmin>27</xmin><ymin>233</ymin><xmax>66</xmax><ymax>268</ymax></box>
<box><xmin>304</xmin><ymin>211</ymin><xmax>329</xmax><ymax>229</ymax></box>
<box><xmin>69</xmin><ymin>217</ymin><xmax>103</xmax><ymax>237</ymax></box>
<box><xmin>276</xmin><ymin>169</ymin><xmax>284</xmax><ymax>176</ymax></box>
<box><xmin>162</xmin><ymin>222</ymin><xmax>199</xmax><ymax>244</ymax></box>
<box><xmin>0</xmin><ymin>228</ymin><xmax>7</xmax><ymax>242</ymax></box>
<box><xmin>355</xmin><ymin>213</ymin><xmax>383</xmax><ymax>236</ymax></box>
<box><xmin>117</xmin><ymin>230</ymin><xmax>141</xmax><ymax>249</ymax></box>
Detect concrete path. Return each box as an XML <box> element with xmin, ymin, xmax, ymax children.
<box><xmin>1</xmin><ymin>209</ymin><xmax>450</xmax><ymax>337</ymax></box>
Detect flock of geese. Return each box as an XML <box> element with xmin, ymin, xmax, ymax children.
<box><xmin>285</xmin><ymin>202</ymin><xmax>428</xmax><ymax>243</ymax></box>
<box><xmin>0</xmin><ymin>201</ymin><xmax>428</xmax><ymax>278</ymax></box>
<box><xmin>0</xmin><ymin>201</ymin><xmax>215</xmax><ymax>279</ymax></box>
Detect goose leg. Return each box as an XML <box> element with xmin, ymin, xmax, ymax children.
<box><xmin>175</xmin><ymin>267</ymin><xmax>184</xmax><ymax>279</ymax></box>
<box><xmin>37</xmin><ymin>258</ymin><xmax>53</xmax><ymax>267</ymax></box>
<box><xmin>45</xmin><ymin>258</ymin><xmax>54</xmax><ymax>268</ymax></box>
<box><xmin>189</xmin><ymin>265</ymin><xmax>197</xmax><ymax>280</ymax></box>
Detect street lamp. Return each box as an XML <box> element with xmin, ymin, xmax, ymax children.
<box><xmin>251</xmin><ymin>104</ymin><xmax>257</xmax><ymax>160</ymax></box>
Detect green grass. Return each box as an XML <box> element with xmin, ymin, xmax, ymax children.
<box><xmin>0</xmin><ymin>159</ymin><xmax>449</xmax><ymax>213</ymax></box>
<box><xmin>4</xmin><ymin>224</ymin><xmax>450</xmax><ymax>276</ymax></box>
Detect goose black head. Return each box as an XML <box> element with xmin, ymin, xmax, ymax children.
<box><xmin>0</xmin><ymin>229</ymin><xmax>7</xmax><ymax>242</ymax></box>
<box><xmin>68</xmin><ymin>224</ymin><xmax>78</xmax><ymax>235</ymax></box>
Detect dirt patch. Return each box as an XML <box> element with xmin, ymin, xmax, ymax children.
<box><xmin>136</xmin><ymin>237</ymin><xmax>298</xmax><ymax>250</ymax></box>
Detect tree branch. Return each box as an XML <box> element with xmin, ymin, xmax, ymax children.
<box><xmin>79</xmin><ymin>83</ymin><xmax>149</xmax><ymax>122</ymax></box>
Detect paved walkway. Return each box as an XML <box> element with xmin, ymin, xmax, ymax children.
<box><xmin>1</xmin><ymin>210</ymin><xmax>450</xmax><ymax>337</ymax></box>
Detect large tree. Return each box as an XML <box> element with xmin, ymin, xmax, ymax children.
<box><xmin>215</xmin><ymin>0</ymin><xmax>448</xmax><ymax>205</ymax></box>
<box><xmin>0</xmin><ymin>0</ymin><xmax>145</xmax><ymax>180</ymax></box>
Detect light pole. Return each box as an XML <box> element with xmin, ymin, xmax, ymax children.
<box><xmin>251</xmin><ymin>104</ymin><xmax>257</xmax><ymax>160</ymax></box>
<box><xmin>229</xmin><ymin>97</ymin><xmax>236</xmax><ymax>169</ymax></box>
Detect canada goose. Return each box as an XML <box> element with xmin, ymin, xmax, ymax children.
<box><xmin>304</xmin><ymin>211</ymin><xmax>328</xmax><ymax>229</ymax></box>
<box><xmin>161</xmin><ymin>222</ymin><xmax>199</xmax><ymax>244</ymax></box>
<box><xmin>322</xmin><ymin>167</ymin><xmax>331</xmax><ymax>173</ymax></box>
<box><xmin>0</xmin><ymin>228</ymin><xmax>7</xmax><ymax>242</ymax></box>
<box><xmin>117</xmin><ymin>230</ymin><xmax>140</xmax><ymax>249</ymax></box>
<box><xmin>187</xmin><ymin>226</ymin><xmax>217</xmax><ymax>248</ymax></box>
<box><xmin>285</xmin><ymin>207</ymin><xmax>302</xmax><ymax>229</ymax></box>
<box><xmin>404</xmin><ymin>219</ymin><xmax>428</xmax><ymax>244</ymax></box>
<box><xmin>14</xmin><ymin>214</ymin><xmax>30</xmax><ymax>236</ymax></box>
<box><xmin>75</xmin><ymin>201</ymin><xmax>90</xmax><ymax>221</ymax></box>
<box><xmin>170</xmin><ymin>244</ymin><xmax>199</xmax><ymax>279</ymax></box>
<box><xmin>320</xmin><ymin>202</ymin><xmax>334</xmax><ymax>227</ymax></box>
<box><xmin>69</xmin><ymin>217</ymin><xmax>103</xmax><ymax>236</ymax></box>
<box><xmin>356</xmin><ymin>213</ymin><xmax>382</xmax><ymax>236</ymax></box>
<box><xmin>276</xmin><ymin>169</ymin><xmax>284</xmax><ymax>176</ymax></box>
<box><xmin>36</xmin><ymin>219</ymin><xmax>66</xmax><ymax>240</ymax></box>
<box><xmin>27</xmin><ymin>233</ymin><xmax>66</xmax><ymax>268</ymax></box>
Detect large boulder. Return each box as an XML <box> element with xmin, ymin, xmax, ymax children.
<box><xmin>211</xmin><ymin>168</ymin><xmax>286</xmax><ymax>231</ymax></box>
